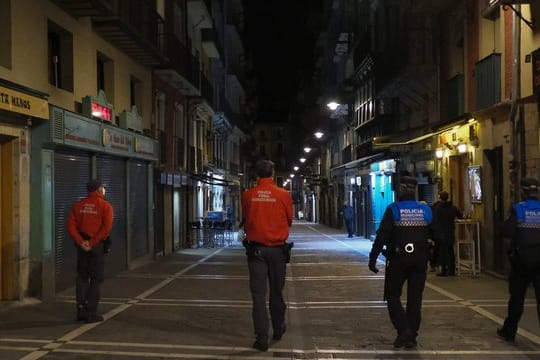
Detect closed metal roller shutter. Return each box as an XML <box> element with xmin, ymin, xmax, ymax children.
<box><xmin>54</xmin><ymin>151</ymin><xmax>91</xmax><ymax>292</ymax></box>
<box><xmin>129</xmin><ymin>161</ymin><xmax>149</xmax><ymax>259</ymax></box>
<box><xmin>97</xmin><ymin>155</ymin><xmax>127</xmax><ymax>276</ymax></box>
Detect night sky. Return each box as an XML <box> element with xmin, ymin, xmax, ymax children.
<box><xmin>243</xmin><ymin>1</ymin><xmax>324</xmax><ymax>123</ymax></box>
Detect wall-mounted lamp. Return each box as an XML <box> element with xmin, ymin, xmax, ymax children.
<box><xmin>299</xmin><ymin>158</ymin><xmax>306</xmax><ymax>163</ymax></box>
<box><xmin>293</xmin><ymin>166</ymin><xmax>299</xmax><ymax>171</ymax></box>
<box><xmin>290</xmin><ymin>174</ymin><xmax>295</xmax><ymax>178</ymax></box>
<box><xmin>457</xmin><ymin>143</ymin><xmax>468</xmax><ymax>153</ymax></box>
<box><xmin>304</xmin><ymin>147</ymin><xmax>312</xmax><ymax>153</ymax></box>
<box><xmin>314</xmin><ymin>131</ymin><xmax>324</xmax><ymax>139</ymax></box>
<box><xmin>435</xmin><ymin>149</ymin><xmax>444</xmax><ymax>159</ymax></box>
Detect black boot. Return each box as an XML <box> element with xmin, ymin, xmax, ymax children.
<box><xmin>496</xmin><ymin>328</ymin><xmax>515</xmax><ymax>343</ymax></box>
<box><xmin>76</xmin><ymin>305</ymin><xmax>87</xmax><ymax>321</ymax></box>
<box><xmin>253</xmin><ymin>335</ymin><xmax>268</xmax><ymax>351</ymax></box>
<box><xmin>273</xmin><ymin>324</ymin><xmax>287</xmax><ymax>340</ymax></box>
<box><xmin>85</xmin><ymin>313</ymin><xmax>104</xmax><ymax>323</ymax></box>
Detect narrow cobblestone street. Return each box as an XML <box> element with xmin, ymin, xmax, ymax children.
<box><xmin>1</xmin><ymin>221</ymin><xmax>539</xmax><ymax>359</ymax></box>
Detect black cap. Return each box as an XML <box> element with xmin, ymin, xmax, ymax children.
<box><xmin>87</xmin><ymin>179</ymin><xmax>103</xmax><ymax>193</ymax></box>
<box><xmin>521</xmin><ymin>178</ymin><xmax>539</xmax><ymax>191</ymax></box>
<box><xmin>400</xmin><ymin>176</ymin><xmax>417</xmax><ymax>189</ymax></box>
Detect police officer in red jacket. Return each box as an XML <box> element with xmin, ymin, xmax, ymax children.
<box><xmin>242</xmin><ymin>160</ymin><xmax>293</xmax><ymax>351</ymax></box>
<box><xmin>368</xmin><ymin>176</ymin><xmax>434</xmax><ymax>349</ymax></box>
<box><xmin>67</xmin><ymin>179</ymin><xmax>113</xmax><ymax>323</ymax></box>
<box><xmin>498</xmin><ymin>178</ymin><xmax>540</xmax><ymax>342</ymax></box>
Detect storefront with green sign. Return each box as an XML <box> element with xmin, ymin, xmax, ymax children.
<box><xmin>31</xmin><ymin>105</ymin><xmax>158</xmax><ymax>297</ymax></box>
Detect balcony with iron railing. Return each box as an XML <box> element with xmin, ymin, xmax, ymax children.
<box><xmin>50</xmin><ymin>0</ymin><xmax>113</xmax><ymax>17</ymax></box>
<box><xmin>156</xmin><ymin>33</ymin><xmax>201</xmax><ymax>95</ymax></box>
<box><xmin>89</xmin><ymin>0</ymin><xmax>167</xmax><ymax>66</ymax></box>
<box><xmin>475</xmin><ymin>53</ymin><xmax>501</xmax><ymax>110</ymax></box>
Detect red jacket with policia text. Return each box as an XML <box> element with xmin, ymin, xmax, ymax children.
<box><xmin>242</xmin><ymin>177</ymin><xmax>293</xmax><ymax>246</ymax></box>
<box><xmin>67</xmin><ymin>192</ymin><xmax>114</xmax><ymax>249</ymax></box>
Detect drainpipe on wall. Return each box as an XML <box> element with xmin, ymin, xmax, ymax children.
<box><xmin>510</xmin><ymin>5</ymin><xmax>522</xmax><ymax>203</ymax></box>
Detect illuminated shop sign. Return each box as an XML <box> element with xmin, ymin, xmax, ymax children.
<box><xmin>82</xmin><ymin>90</ymin><xmax>113</xmax><ymax>122</ymax></box>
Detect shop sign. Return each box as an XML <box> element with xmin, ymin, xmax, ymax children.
<box><xmin>82</xmin><ymin>90</ymin><xmax>113</xmax><ymax>122</ymax></box>
<box><xmin>135</xmin><ymin>136</ymin><xmax>157</xmax><ymax>159</ymax></box>
<box><xmin>0</xmin><ymin>85</ymin><xmax>49</xmax><ymax>119</ymax></box>
<box><xmin>102</xmin><ymin>128</ymin><xmax>133</xmax><ymax>154</ymax></box>
<box><xmin>64</xmin><ymin>113</ymin><xmax>101</xmax><ymax>149</ymax></box>
<box><xmin>173</xmin><ymin>174</ymin><xmax>181</xmax><ymax>187</ymax></box>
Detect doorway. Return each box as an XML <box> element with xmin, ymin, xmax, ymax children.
<box><xmin>448</xmin><ymin>154</ymin><xmax>467</xmax><ymax>209</ymax></box>
<box><xmin>0</xmin><ymin>137</ymin><xmax>15</xmax><ymax>300</ymax></box>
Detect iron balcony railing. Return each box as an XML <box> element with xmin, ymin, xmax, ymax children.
<box><xmin>91</xmin><ymin>0</ymin><xmax>166</xmax><ymax>66</ymax></box>
<box><xmin>161</xmin><ymin>33</ymin><xmax>201</xmax><ymax>90</ymax></box>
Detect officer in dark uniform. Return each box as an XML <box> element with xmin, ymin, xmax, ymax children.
<box><xmin>497</xmin><ymin>178</ymin><xmax>540</xmax><ymax>343</ymax></box>
<box><xmin>368</xmin><ymin>176</ymin><xmax>434</xmax><ymax>349</ymax></box>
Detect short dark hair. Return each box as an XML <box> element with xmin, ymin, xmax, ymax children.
<box><xmin>255</xmin><ymin>159</ymin><xmax>274</xmax><ymax>178</ymax></box>
<box><xmin>439</xmin><ymin>191</ymin><xmax>449</xmax><ymax>201</ymax></box>
<box><xmin>87</xmin><ymin>179</ymin><xmax>103</xmax><ymax>192</ymax></box>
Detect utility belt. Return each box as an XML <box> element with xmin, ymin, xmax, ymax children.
<box><xmin>242</xmin><ymin>239</ymin><xmax>294</xmax><ymax>263</ymax></box>
<box><xmin>387</xmin><ymin>240</ymin><xmax>428</xmax><ymax>259</ymax></box>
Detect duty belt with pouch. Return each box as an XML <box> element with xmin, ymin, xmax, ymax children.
<box><xmin>243</xmin><ymin>240</ymin><xmax>294</xmax><ymax>263</ymax></box>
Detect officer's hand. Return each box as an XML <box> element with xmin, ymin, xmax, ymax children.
<box><xmin>81</xmin><ymin>241</ymin><xmax>91</xmax><ymax>252</ymax></box>
<box><xmin>368</xmin><ymin>260</ymin><xmax>379</xmax><ymax>274</ymax></box>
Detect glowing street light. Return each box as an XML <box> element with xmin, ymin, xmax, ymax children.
<box><xmin>299</xmin><ymin>158</ymin><xmax>306</xmax><ymax>163</ymax></box>
<box><xmin>314</xmin><ymin>131</ymin><xmax>324</xmax><ymax>139</ymax></box>
<box><xmin>327</xmin><ymin>102</ymin><xmax>339</xmax><ymax>111</ymax></box>
<box><xmin>303</xmin><ymin>147</ymin><xmax>312</xmax><ymax>153</ymax></box>
<box><xmin>293</xmin><ymin>166</ymin><xmax>299</xmax><ymax>171</ymax></box>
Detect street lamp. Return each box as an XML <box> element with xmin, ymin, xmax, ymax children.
<box><xmin>299</xmin><ymin>158</ymin><xmax>306</xmax><ymax>163</ymax></box>
<box><xmin>327</xmin><ymin>102</ymin><xmax>339</xmax><ymax>111</ymax></box>
<box><xmin>314</xmin><ymin>131</ymin><xmax>324</xmax><ymax>139</ymax></box>
<box><xmin>304</xmin><ymin>147</ymin><xmax>312</xmax><ymax>153</ymax></box>
<box><xmin>293</xmin><ymin>166</ymin><xmax>299</xmax><ymax>171</ymax></box>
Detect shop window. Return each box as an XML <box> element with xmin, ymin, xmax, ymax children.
<box><xmin>48</xmin><ymin>20</ymin><xmax>73</xmax><ymax>91</ymax></box>
<box><xmin>96</xmin><ymin>52</ymin><xmax>114</xmax><ymax>103</ymax></box>
<box><xmin>0</xmin><ymin>0</ymin><xmax>11</xmax><ymax>69</ymax></box>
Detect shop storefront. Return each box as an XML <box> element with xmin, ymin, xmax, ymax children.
<box><xmin>31</xmin><ymin>105</ymin><xmax>158</xmax><ymax>297</ymax></box>
<box><xmin>0</xmin><ymin>79</ymin><xmax>49</xmax><ymax>300</ymax></box>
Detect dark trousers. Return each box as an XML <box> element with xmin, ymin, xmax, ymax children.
<box><xmin>76</xmin><ymin>248</ymin><xmax>105</xmax><ymax>314</ymax></box>
<box><xmin>247</xmin><ymin>245</ymin><xmax>287</xmax><ymax>338</ymax></box>
<box><xmin>345</xmin><ymin>219</ymin><xmax>354</xmax><ymax>237</ymax></box>
<box><xmin>502</xmin><ymin>262</ymin><xmax>540</xmax><ymax>335</ymax></box>
<box><xmin>385</xmin><ymin>258</ymin><xmax>427</xmax><ymax>336</ymax></box>
<box><xmin>438</xmin><ymin>234</ymin><xmax>456</xmax><ymax>274</ymax></box>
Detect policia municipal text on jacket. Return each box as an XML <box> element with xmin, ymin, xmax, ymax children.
<box><xmin>368</xmin><ymin>176</ymin><xmax>437</xmax><ymax>349</ymax></box>
<box><xmin>497</xmin><ymin>178</ymin><xmax>540</xmax><ymax>343</ymax></box>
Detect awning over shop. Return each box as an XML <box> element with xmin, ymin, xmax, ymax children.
<box><xmin>330</xmin><ymin>152</ymin><xmax>388</xmax><ymax>178</ymax></box>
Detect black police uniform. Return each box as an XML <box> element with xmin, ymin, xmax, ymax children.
<box><xmin>368</xmin><ymin>176</ymin><xmax>433</xmax><ymax>348</ymax></box>
<box><xmin>498</xmin><ymin>178</ymin><xmax>540</xmax><ymax>342</ymax></box>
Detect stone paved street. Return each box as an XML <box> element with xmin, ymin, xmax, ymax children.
<box><xmin>1</xmin><ymin>221</ymin><xmax>540</xmax><ymax>359</ymax></box>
